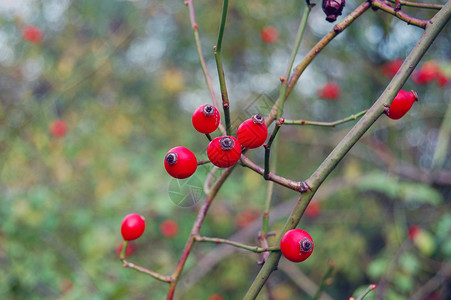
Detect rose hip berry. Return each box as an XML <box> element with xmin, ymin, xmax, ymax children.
<box><xmin>22</xmin><ymin>25</ymin><xmax>44</xmax><ymax>43</ymax></box>
<box><xmin>164</xmin><ymin>146</ymin><xmax>197</xmax><ymax>179</ymax></box>
<box><xmin>382</xmin><ymin>59</ymin><xmax>403</xmax><ymax>78</ymax></box>
<box><xmin>160</xmin><ymin>219</ymin><xmax>179</xmax><ymax>238</ymax></box>
<box><xmin>280</xmin><ymin>229</ymin><xmax>314</xmax><ymax>262</ymax></box>
<box><xmin>49</xmin><ymin>119</ymin><xmax>68</xmax><ymax>138</ymax></box>
<box><xmin>121</xmin><ymin>214</ymin><xmax>146</xmax><ymax>241</ymax></box>
<box><xmin>207</xmin><ymin>136</ymin><xmax>242</xmax><ymax>168</ymax></box>
<box><xmin>318</xmin><ymin>82</ymin><xmax>340</xmax><ymax>100</ymax></box>
<box><xmin>192</xmin><ymin>104</ymin><xmax>220</xmax><ymax>134</ymax></box>
<box><xmin>237</xmin><ymin>114</ymin><xmax>268</xmax><ymax>149</ymax></box>
<box><xmin>261</xmin><ymin>26</ymin><xmax>279</xmax><ymax>43</ymax></box>
<box><xmin>387</xmin><ymin>89</ymin><xmax>418</xmax><ymax>120</ymax></box>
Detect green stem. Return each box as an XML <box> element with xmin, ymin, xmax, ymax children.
<box><xmin>355</xmin><ymin>284</ymin><xmax>377</xmax><ymax>300</ymax></box>
<box><xmin>244</xmin><ymin>2</ymin><xmax>451</xmax><ymax>298</ymax></box>
<box><xmin>194</xmin><ymin>236</ymin><xmax>280</xmax><ymax>253</ymax></box>
<box><xmin>121</xmin><ymin>258</ymin><xmax>172</xmax><ymax>283</ymax></box>
<box><xmin>119</xmin><ymin>240</ymin><xmax>128</xmax><ymax>260</ymax></box>
<box><xmin>284</xmin><ymin>109</ymin><xmax>367</xmax><ymax>127</ymax></box>
<box><xmin>264</xmin><ymin>119</ymin><xmax>284</xmax><ymax>180</ymax></box>
<box><xmin>312</xmin><ymin>260</ymin><xmax>335</xmax><ymax>300</ymax></box>
<box><xmin>185</xmin><ymin>0</ymin><xmax>226</xmax><ymax>134</ymax></box>
<box><xmin>431</xmin><ymin>96</ymin><xmax>451</xmax><ymax>169</ymax></box>
<box><xmin>277</xmin><ymin>2</ymin><xmax>312</xmax><ymax>119</ymax></box>
<box><xmin>215</xmin><ymin>0</ymin><xmax>232</xmax><ymax>135</ymax></box>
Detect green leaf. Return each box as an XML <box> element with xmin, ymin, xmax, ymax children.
<box><xmin>398</xmin><ymin>182</ymin><xmax>443</xmax><ymax>206</ymax></box>
<box><xmin>367</xmin><ymin>257</ymin><xmax>389</xmax><ymax>279</ymax></box>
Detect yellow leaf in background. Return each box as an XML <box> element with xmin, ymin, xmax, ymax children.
<box><xmin>57</xmin><ymin>54</ymin><xmax>75</xmax><ymax>79</ymax></box>
<box><xmin>344</xmin><ymin>159</ymin><xmax>362</xmax><ymax>181</ymax></box>
<box><xmin>161</xmin><ymin>69</ymin><xmax>185</xmax><ymax>94</ymax></box>
<box><xmin>95</xmin><ymin>178</ymin><xmax>115</xmax><ymax>199</ymax></box>
<box><xmin>53</xmin><ymin>158</ymin><xmax>73</xmax><ymax>183</ymax></box>
<box><xmin>111</xmin><ymin>114</ymin><xmax>132</xmax><ymax>137</ymax></box>
<box><xmin>244</xmin><ymin>169</ymin><xmax>263</xmax><ymax>190</ymax></box>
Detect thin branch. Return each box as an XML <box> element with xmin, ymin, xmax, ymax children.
<box><xmin>184</xmin><ymin>0</ymin><xmax>226</xmax><ymax>135</ymax></box>
<box><xmin>244</xmin><ymin>2</ymin><xmax>451</xmax><ymax>298</ymax></box>
<box><xmin>167</xmin><ymin>165</ymin><xmax>236</xmax><ymax>299</ymax></box>
<box><xmin>266</xmin><ymin>1</ymin><xmax>372</xmax><ymax>125</ymax></box>
<box><xmin>121</xmin><ymin>259</ymin><xmax>172</xmax><ymax>283</ymax></box>
<box><xmin>284</xmin><ymin>109</ymin><xmax>367</xmax><ymax>127</ymax></box>
<box><xmin>240</xmin><ymin>153</ymin><xmax>307</xmax><ymax>193</ymax></box>
<box><xmin>214</xmin><ymin>0</ymin><xmax>232</xmax><ymax>135</ymax></box>
<box><xmin>387</xmin><ymin>0</ymin><xmax>443</xmax><ymax>10</ymax></box>
<box><xmin>197</xmin><ymin>159</ymin><xmax>211</xmax><ymax>166</ymax></box>
<box><xmin>264</xmin><ymin>118</ymin><xmax>284</xmax><ymax>179</ymax></box>
<box><xmin>371</xmin><ymin>0</ymin><xmax>430</xmax><ymax>28</ymax></box>
<box><xmin>355</xmin><ymin>284</ymin><xmax>377</xmax><ymax>300</ymax></box>
<box><xmin>194</xmin><ymin>236</ymin><xmax>280</xmax><ymax>253</ymax></box>
<box><xmin>277</xmin><ymin>3</ymin><xmax>313</xmax><ymax>119</ymax></box>
<box><xmin>313</xmin><ymin>259</ymin><xmax>335</xmax><ymax>300</ymax></box>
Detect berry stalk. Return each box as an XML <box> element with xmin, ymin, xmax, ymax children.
<box><xmin>283</xmin><ymin>109</ymin><xmax>367</xmax><ymax>127</ymax></box>
<box><xmin>194</xmin><ymin>236</ymin><xmax>280</xmax><ymax>253</ymax></box>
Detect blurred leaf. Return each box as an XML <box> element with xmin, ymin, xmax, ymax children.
<box><xmin>399</xmin><ymin>253</ymin><xmax>420</xmax><ymax>275</ymax></box>
<box><xmin>367</xmin><ymin>257</ymin><xmax>389</xmax><ymax>279</ymax></box>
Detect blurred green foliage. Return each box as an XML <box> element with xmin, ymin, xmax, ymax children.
<box><xmin>0</xmin><ymin>0</ymin><xmax>450</xmax><ymax>299</ymax></box>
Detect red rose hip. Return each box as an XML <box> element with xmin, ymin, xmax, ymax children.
<box><xmin>261</xmin><ymin>26</ymin><xmax>279</xmax><ymax>43</ymax></box>
<box><xmin>22</xmin><ymin>25</ymin><xmax>44</xmax><ymax>43</ymax></box>
<box><xmin>49</xmin><ymin>119</ymin><xmax>68</xmax><ymax>138</ymax></box>
<box><xmin>280</xmin><ymin>229</ymin><xmax>314</xmax><ymax>262</ymax></box>
<box><xmin>121</xmin><ymin>214</ymin><xmax>146</xmax><ymax>241</ymax></box>
<box><xmin>192</xmin><ymin>104</ymin><xmax>220</xmax><ymax>134</ymax></box>
<box><xmin>387</xmin><ymin>89</ymin><xmax>418</xmax><ymax>120</ymax></box>
<box><xmin>164</xmin><ymin>146</ymin><xmax>197</xmax><ymax>179</ymax></box>
<box><xmin>237</xmin><ymin>114</ymin><xmax>268</xmax><ymax>149</ymax></box>
<box><xmin>160</xmin><ymin>219</ymin><xmax>179</xmax><ymax>238</ymax></box>
<box><xmin>207</xmin><ymin>136</ymin><xmax>242</xmax><ymax>168</ymax></box>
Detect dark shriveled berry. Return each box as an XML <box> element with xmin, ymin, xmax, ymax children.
<box><xmin>322</xmin><ymin>0</ymin><xmax>346</xmax><ymax>22</ymax></box>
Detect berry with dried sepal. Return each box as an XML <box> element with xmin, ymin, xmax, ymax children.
<box><xmin>164</xmin><ymin>146</ymin><xmax>197</xmax><ymax>179</ymax></box>
<box><xmin>280</xmin><ymin>229</ymin><xmax>314</xmax><ymax>262</ymax></box>
<box><xmin>192</xmin><ymin>104</ymin><xmax>220</xmax><ymax>134</ymax></box>
<box><xmin>237</xmin><ymin>114</ymin><xmax>268</xmax><ymax>149</ymax></box>
<box><xmin>207</xmin><ymin>136</ymin><xmax>242</xmax><ymax>168</ymax></box>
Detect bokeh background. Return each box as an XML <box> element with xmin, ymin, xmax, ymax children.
<box><xmin>0</xmin><ymin>0</ymin><xmax>450</xmax><ymax>299</ymax></box>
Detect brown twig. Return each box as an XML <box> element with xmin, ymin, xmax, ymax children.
<box><xmin>371</xmin><ymin>0</ymin><xmax>430</xmax><ymax>28</ymax></box>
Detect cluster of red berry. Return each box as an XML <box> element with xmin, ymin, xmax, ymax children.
<box><xmin>382</xmin><ymin>59</ymin><xmax>449</xmax><ymax>87</ymax></box>
<box><xmin>164</xmin><ymin>104</ymin><xmax>268</xmax><ymax>179</ymax></box>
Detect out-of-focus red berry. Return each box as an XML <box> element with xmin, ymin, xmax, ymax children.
<box><xmin>207</xmin><ymin>294</ymin><xmax>225</xmax><ymax>300</ymax></box>
<box><xmin>413</xmin><ymin>61</ymin><xmax>440</xmax><ymax>85</ymax></box>
<box><xmin>235</xmin><ymin>208</ymin><xmax>260</xmax><ymax>228</ymax></box>
<box><xmin>261</xmin><ymin>26</ymin><xmax>279</xmax><ymax>43</ymax></box>
<box><xmin>305</xmin><ymin>201</ymin><xmax>322</xmax><ymax>218</ymax></box>
<box><xmin>49</xmin><ymin>120</ymin><xmax>68</xmax><ymax>138</ymax></box>
<box><xmin>160</xmin><ymin>219</ymin><xmax>179</xmax><ymax>238</ymax></box>
<box><xmin>115</xmin><ymin>241</ymin><xmax>136</xmax><ymax>258</ymax></box>
<box><xmin>437</xmin><ymin>72</ymin><xmax>449</xmax><ymax>87</ymax></box>
<box><xmin>408</xmin><ymin>225</ymin><xmax>422</xmax><ymax>241</ymax></box>
<box><xmin>22</xmin><ymin>25</ymin><xmax>44</xmax><ymax>43</ymax></box>
<box><xmin>382</xmin><ymin>59</ymin><xmax>403</xmax><ymax>78</ymax></box>
<box><xmin>318</xmin><ymin>82</ymin><xmax>340</xmax><ymax>100</ymax></box>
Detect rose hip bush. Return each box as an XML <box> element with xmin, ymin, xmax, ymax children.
<box><xmin>0</xmin><ymin>1</ymin><xmax>450</xmax><ymax>300</ymax></box>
